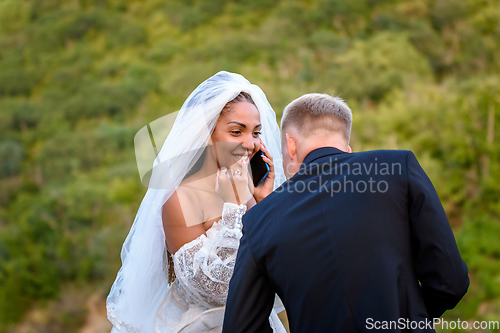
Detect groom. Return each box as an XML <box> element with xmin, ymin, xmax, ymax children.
<box><xmin>222</xmin><ymin>94</ymin><xmax>469</xmax><ymax>332</ymax></box>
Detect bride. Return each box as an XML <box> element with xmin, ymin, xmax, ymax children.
<box><xmin>107</xmin><ymin>71</ymin><xmax>287</xmax><ymax>332</ymax></box>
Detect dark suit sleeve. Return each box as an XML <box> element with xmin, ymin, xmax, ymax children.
<box><xmin>406</xmin><ymin>151</ymin><xmax>469</xmax><ymax>318</ymax></box>
<box><xmin>222</xmin><ymin>222</ymin><xmax>274</xmax><ymax>333</ymax></box>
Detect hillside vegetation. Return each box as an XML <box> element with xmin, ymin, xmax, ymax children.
<box><xmin>0</xmin><ymin>0</ymin><xmax>499</xmax><ymax>331</ymax></box>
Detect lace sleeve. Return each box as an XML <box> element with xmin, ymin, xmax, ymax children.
<box><xmin>173</xmin><ymin>203</ymin><xmax>246</xmax><ymax>308</ymax></box>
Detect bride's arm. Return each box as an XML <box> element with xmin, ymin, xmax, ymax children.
<box><xmin>162</xmin><ymin>189</ymin><xmax>206</xmax><ymax>254</ymax></box>
<box><xmin>163</xmin><ymin>168</ymin><xmax>248</xmax><ymax>307</ymax></box>
<box><xmin>173</xmin><ymin>202</ymin><xmax>246</xmax><ymax>307</ymax></box>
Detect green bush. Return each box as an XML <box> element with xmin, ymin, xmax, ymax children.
<box><xmin>0</xmin><ymin>140</ymin><xmax>24</xmax><ymax>178</ymax></box>
<box><xmin>0</xmin><ymin>0</ymin><xmax>31</xmax><ymax>34</ymax></box>
<box><xmin>0</xmin><ymin>68</ymin><xmax>42</xmax><ymax>96</ymax></box>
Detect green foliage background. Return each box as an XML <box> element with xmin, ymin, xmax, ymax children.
<box><xmin>0</xmin><ymin>0</ymin><xmax>499</xmax><ymax>331</ymax></box>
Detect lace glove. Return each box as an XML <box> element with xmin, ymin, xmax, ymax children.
<box><xmin>173</xmin><ymin>203</ymin><xmax>246</xmax><ymax>308</ymax></box>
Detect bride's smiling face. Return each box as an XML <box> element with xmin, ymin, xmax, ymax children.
<box><xmin>210</xmin><ymin>101</ymin><xmax>262</xmax><ymax>169</ymax></box>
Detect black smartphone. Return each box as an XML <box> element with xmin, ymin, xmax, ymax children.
<box><xmin>250</xmin><ymin>150</ymin><xmax>270</xmax><ymax>187</ymax></box>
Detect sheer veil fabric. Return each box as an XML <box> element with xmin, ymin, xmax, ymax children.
<box><xmin>107</xmin><ymin>71</ymin><xmax>286</xmax><ymax>332</ymax></box>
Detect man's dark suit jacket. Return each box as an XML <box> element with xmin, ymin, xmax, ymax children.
<box><xmin>222</xmin><ymin>147</ymin><xmax>469</xmax><ymax>333</ymax></box>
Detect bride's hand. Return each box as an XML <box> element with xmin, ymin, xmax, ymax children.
<box><xmin>253</xmin><ymin>139</ymin><xmax>275</xmax><ymax>203</ymax></box>
<box><xmin>215</xmin><ymin>165</ymin><xmax>253</xmax><ymax>205</ymax></box>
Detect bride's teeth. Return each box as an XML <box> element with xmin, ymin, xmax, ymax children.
<box><xmin>233</xmin><ymin>155</ymin><xmax>249</xmax><ymax>163</ymax></box>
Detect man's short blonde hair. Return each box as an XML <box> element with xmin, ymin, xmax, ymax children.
<box><xmin>281</xmin><ymin>93</ymin><xmax>352</xmax><ymax>141</ymax></box>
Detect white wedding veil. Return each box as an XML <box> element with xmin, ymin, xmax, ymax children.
<box><xmin>106</xmin><ymin>71</ymin><xmax>286</xmax><ymax>332</ymax></box>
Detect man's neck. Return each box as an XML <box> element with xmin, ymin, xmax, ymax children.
<box><xmin>297</xmin><ymin>139</ymin><xmax>348</xmax><ymax>165</ymax></box>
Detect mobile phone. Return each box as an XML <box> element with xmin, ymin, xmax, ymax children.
<box><xmin>250</xmin><ymin>150</ymin><xmax>269</xmax><ymax>187</ymax></box>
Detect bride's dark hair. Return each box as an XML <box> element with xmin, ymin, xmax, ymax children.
<box><xmin>221</xmin><ymin>91</ymin><xmax>255</xmax><ymax>115</ymax></box>
<box><xmin>167</xmin><ymin>91</ymin><xmax>256</xmax><ymax>284</ymax></box>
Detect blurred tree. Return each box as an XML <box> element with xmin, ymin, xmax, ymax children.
<box><xmin>0</xmin><ymin>140</ymin><xmax>24</xmax><ymax>178</ymax></box>
<box><xmin>0</xmin><ymin>0</ymin><xmax>31</xmax><ymax>34</ymax></box>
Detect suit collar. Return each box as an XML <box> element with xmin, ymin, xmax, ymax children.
<box><xmin>302</xmin><ymin>146</ymin><xmax>347</xmax><ymax>165</ymax></box>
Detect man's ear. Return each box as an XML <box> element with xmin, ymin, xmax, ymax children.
<box><xmin>347</xmin><ymin>145</ymin><xmax>352</xmax><ymax>153</ymax></box>
<box><xmin>285</xmin><ymin>133</ymin><xmax>297</xmax><ymax>162</ymax></box>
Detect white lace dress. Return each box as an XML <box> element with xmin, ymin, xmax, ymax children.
<box><xmin>153</xmin><ymin>203</ymin><xmax>286</xmax><ymax>333</ymax></box>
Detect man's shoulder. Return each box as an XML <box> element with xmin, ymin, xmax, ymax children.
<box><xmin>353</xmin><ymin>148</ymin><xmax>410</xmax><ymax>156</ymax></box>
<box><xmin>351</xmin><ymin>149</ymin><xmax>411</xmax><ymax>162</ymax></box>
<box><xmin>243</xmin><ymin>191</ymin><xmax>281</xmax><ymax>231</ymax></box>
